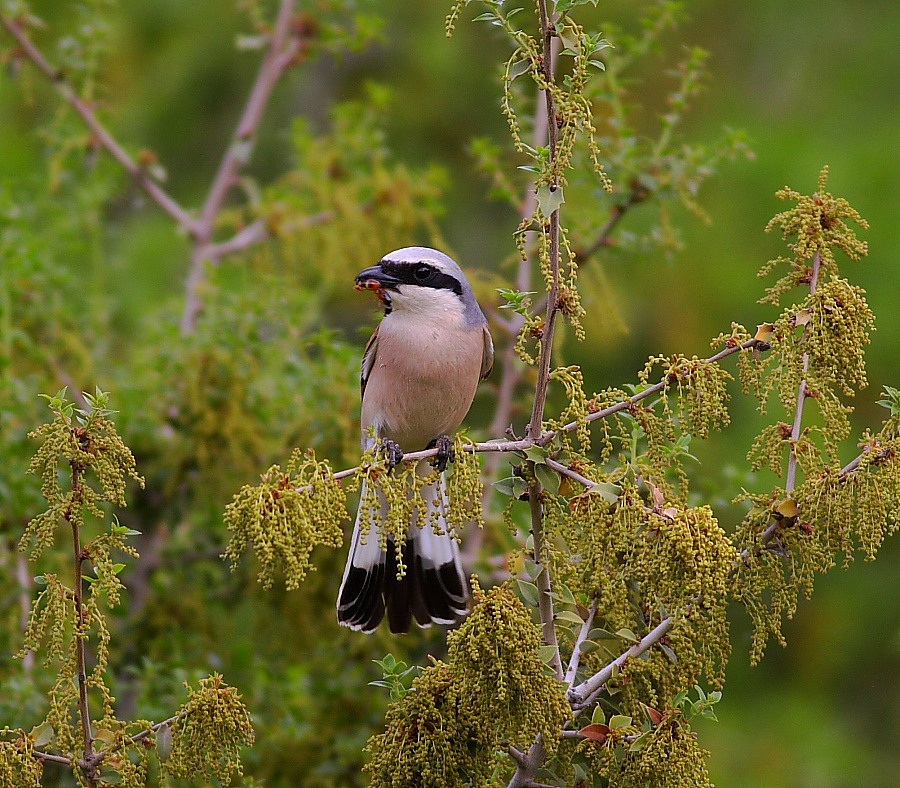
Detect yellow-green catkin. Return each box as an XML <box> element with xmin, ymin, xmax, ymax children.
<box><xmin>639</xmin><ymin>355</ymin><xmax>732</xmax><ymax>441</ymax></box>
<box><xmin>448</xmin><ymin>581</ymin><xmax>571</xmax><ymax>752</ymax></box>
<box><xmin>164</xmin><ymin>675</ymin><xmax>254</xmax><ymax>787</ymax></box>
<box><xmin>580</xmin><ymin>717</ymin><xmax>714</xmax><ymax>788</ymax></box>
<box><xmin>731</xmin><ymin>170</ymin><xmax>886</xmax><ymax>662</ymax></box>
<box><xmin>0</xmin><ymin>733</ymin><xmax>43</xmax><ymax>788</ymax></box>
<box><xmin>364</xmin><ymin>661</ymin><xmax>496</xmax><ymax>788</ymax></box>
<box><xmin>21</xmin><ymin>407</ymin><xmax>143</xmax><ymax>560</ymax></box>
<box><xmin>223</xmin><ymin>449</ymin><xmax>345</xmax><ymax>590</ymax></box>
<box><xmin>548</xmin><ymin>491</ymin><xmax>735</xmax><ymax>691</ymax></box>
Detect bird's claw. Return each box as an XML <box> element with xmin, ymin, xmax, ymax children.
<box><xmin>381</xmin><ymin>439</ymin><xmax>404</xmax><ymax>472</ymax></box>
<box><xmin>429</xmin><ymin>435</ymin><xmax>455</xmax><ymax>473</ymax></box>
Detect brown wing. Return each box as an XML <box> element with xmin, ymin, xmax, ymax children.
<box><xmin>361</xmin><ymin>325</ymin><xmax>380</xmax><ymax>399</ymax></box>
<box><xmin>480</xmin><ymin>323</ymin><xmax>494</xmax><ymax>380</ymax></box>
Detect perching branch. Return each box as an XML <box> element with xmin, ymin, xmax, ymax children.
<box><xmin>307</xmin><ymin>336</ymin><xmax>762</xmax><ymax>489</ymax></box>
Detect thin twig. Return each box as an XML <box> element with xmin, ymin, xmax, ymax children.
<box><xmin>129</xmin><ymin>713</ymin><xmax>180</xmax><ymax>745</ymax></box>
<box><xmin>15</xmin><ymin>551</ymin><xmax>34</xmax><ymax>673</ymax></box>
<box><xmin>573</xmin><ymin>191</ymin><xmax>641</xmax><ymax>263</ymax></box>
<box><xmin>0</xmin><ymin>15</ymin><xmax>197</xmax><ymax>234</ymax></box>
<box><xmin>568</xmin><ymin>615</ymin><xmax>675</xmax><ymax>709</ymax></box>
<box><xmin>181</xmin><ymin>0</ymin><xmax>300</xmax><ymax>334</ymax></box>
<box><xmin>33</xmin><ymin>750</ymin><xmax>74</xmax><ymax>766</ymax></box>
<box><xmin>784</xmin><ymin>248</ymin><xmax>823</xmax><ymax>493</ymax></box>
<box><xmin>564</xmin><ymin>598</ymin><xmax>598</xmax><ymax>687</ymax></box>
<box><xmin>67</xmin><ymin>463</ymin><xmax>97</xmax><ymax>787</ymax></box>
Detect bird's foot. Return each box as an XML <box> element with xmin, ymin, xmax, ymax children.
<box><xmin>428</xmin><ymin>435</ymin><xmax>455</xmax><ymax>473</ymax></box>
<box><xmin>380</xmin><ymin>439</ymin><xmax>404</xmax><ymax>472</ymax></box>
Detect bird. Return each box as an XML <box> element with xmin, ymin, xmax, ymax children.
<box><xmin>337</xmin><ymin>246</ymin><xmax>494</xmax><ymax>634</ymax></box>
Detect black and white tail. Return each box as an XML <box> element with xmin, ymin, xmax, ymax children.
<box><xmin>336</xmin><ymin>467</ymin><xmax>469</xmax><ymax>634</ymax></box>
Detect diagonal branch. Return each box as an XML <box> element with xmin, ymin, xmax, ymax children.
<box><xmin>0</xmin><ymin>15</ymin><xmax>198</xmax><ymax>235</ymax></box>
<box><xmin>567</xmin><ymin>615</ymin><xmax>675</xmax><ymax>709</ymax></box>
<box><xmin>181</xmin><ymin>0</ymin><xmax>300</xmax><ymax>334</ymax></box>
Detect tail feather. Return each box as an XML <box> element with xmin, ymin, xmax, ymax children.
<box><xmin>337</xmin><ymin>469</ymin><xmax>470</xmax><ymax>634</ymax></box>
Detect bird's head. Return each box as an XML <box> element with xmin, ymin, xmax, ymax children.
<box><xmin>355</xmin><ymin>247</ymin><xmax>484</xmax><ymax>326</ymax></box>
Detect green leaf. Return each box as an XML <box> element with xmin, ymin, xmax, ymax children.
<box><xmin>615</xmin><ymin>628</ymin><xmax>639</xmax><ymax>643</ymax></box>
<box><xmin>508</xmin><ymin>58</ymin><xmax>531</xmax><ymax>81</ymax></box>
<box><xmin>536</xmin><ymin>184</ymin><xmax>565</xmax><ymax>216</ymax></box>
<box><xmin>629</xmin><ymin>731</ymin><xmax>650</xmax><ymax>752</ymax></box>
<box><xmin>493</xmin><ymin>476</ymin><xmax>528</xmax><ymax>498</ymax></box>
<box><xmin>660</xmin><ymin>643</ymin><xmax>678</xmax><ymax>664</ymax></box>
<box><xmin>588</xmin><ymin>481</ymin><xmax>623</xmax><ymax>504</ymax></box>
<box><xmin>537</xmin><ymin>644</ymin><xmax>559</xmax><ymax>664</ymax></box>
<box><xmin>524</xmin><ymin>445</ymin><xmax>549</xmax><ymax>463</ymax></box>
<box><xmin>514</xmin><ymin>579</ymin><xmax>539</xmax><ymax>607</ymax></box>
<box><xmin>535</xmin><ymin>463</ymin><xmax>560</xmax><ymax>495</ymax></box>
<box><xmin>609</xmin><ymin>714</ymin><xmax>632</xmax><ymax>730</ymax></box>
<box><xmin>590</xmin><ymin>705</ymin><xmax>606</xmax><ymax>725</ymax></box>
<box><xmin>31</xmin><ymin>722</ymin><xmax>54</xmax><ymax>748</ymax></box>
<box><xmin>578</xmin><ymin>639</ymin><xmax>600</xmax><ymax>654</ymax></box>
<box><xmin>555</xmin><ymin>609</ymin><xmax>585</xmax><ymax>625</ymax></box>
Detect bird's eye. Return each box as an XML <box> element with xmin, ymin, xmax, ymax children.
<box><xmin>413</xmin><ymin>265</ymin><xmax>432</xmax><ymax>282</ymax></box>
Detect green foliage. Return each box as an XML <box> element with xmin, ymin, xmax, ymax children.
<box><xmin>579</xmin><ymin>713</ymin><xmax>715</xmax><ymax>788</ymax></box>
<box><xmin>366</xmin><ymin>582</ymin><xmax>570</xmax><ymax>788</ymax></box>
<box><xmin>20</xmin><ymin>388</ymin><xmax>143</xmax><ymax>559</ymax></box>
<box><xmin>0</xmin><ymin>732</ymin><xmax>42</xmax><ymax>788</ymax></box>
<box><xmin>1</xmin><ymin>391</ymin><xmax>256</xmax><ymax>784</ymax></box>
<box><xmin>448</xmin><ymin>581</ymin><xmax>571</xmax><ymax>751</ymax></box>
<box><xmin>364</xmin><ymin>660</ymin><xmax>498</xmax><ymax>788</ymax></box>
<box><xmin>731</xmin><ymin>171</ymin><xmax>897</xmax><ymax>663</ymax></box>
<box><xmin>164</xmin><ymin>674</ymin><xmax>255</xmax><ymax>786</ymax></box>
<box><xmin>223</xmin><ymin>449</ymin><xmax>346</xmax><ymax>590</ymax></box>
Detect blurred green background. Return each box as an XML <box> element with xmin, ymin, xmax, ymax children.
<box><xmin>1</xmin><ymin>0</ymin><xmax>898</xmax><ymax>785</ymax></box>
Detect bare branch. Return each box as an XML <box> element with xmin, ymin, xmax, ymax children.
<box><xmin>33</xmin><ymin>750</ymin><xmax>74</xmax><ymax>766</ymax></box>
<box><xmin>181</xmin><ymin>0</ymin><xmax>300</xmax><ymax>334</ymax></box>
<box><xmin>784</xmin><ymin>248</ymin><xmax>823</xmax><ymax>493</ymax></box>
<box><xmin>0</xmin><ymin>15</ymin><xmax>197</xmax><ymax>234</ymax></box>
<box><xmin>568</xmin><ymin>615</ymin><xmax>675</xmax><ymax>709</ymax></box>
<box><xmin>564</xmin><ymin>598</ymin><xmax>598</xmax><ymax>687</ymax></box>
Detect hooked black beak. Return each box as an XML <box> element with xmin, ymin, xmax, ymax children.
<box><xmin>354</xmin><ymin>264</ymin><xmax>401</xmax><ymax>291</ymax></box>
